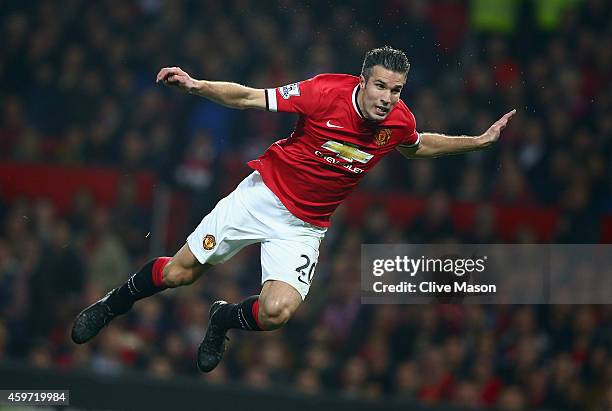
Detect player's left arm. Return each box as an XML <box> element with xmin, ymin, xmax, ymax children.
<box><xmin>397</xmin><ymin>109</ymin><xmax>516</xmax><ymax>158</ymax></box>
<box><xmin>156</xmin><ymin>67</ymin><xmax>266</xmax><ymax>110</ymax></box>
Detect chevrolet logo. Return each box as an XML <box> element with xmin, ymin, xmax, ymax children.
<box><xmin>321</xmin><ymin>141</ymin><xmax>373</xmax><ymax>163</ymax></box>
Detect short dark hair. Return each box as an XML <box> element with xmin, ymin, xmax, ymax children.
<box><xmin>361</xmin><ymin>46</ymin><xmax>410</xmax><ymax>81</ymax></box>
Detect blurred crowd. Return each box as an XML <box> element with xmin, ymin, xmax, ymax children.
<box><xmin>1</xmin><ymin>0</ymin><xmax>611</xmax><ymax>410</ymax></box>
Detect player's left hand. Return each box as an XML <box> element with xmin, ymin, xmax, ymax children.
<box><xmin>479</xmin><ymin>109</ymin><xmax>516</xmax><ymax>147</ymax></box>
<box><xmin>156</xmin><ymin>66</ymin><xmax>199</xmax><ymax>93</ymax></box>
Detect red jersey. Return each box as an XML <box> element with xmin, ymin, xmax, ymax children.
<box><xmin>247</xmin><ymin>74</ymin><xmax>419</xmax><ymax>227</ymax></box>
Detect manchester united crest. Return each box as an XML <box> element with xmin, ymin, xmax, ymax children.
<box><xmin>203</xmin><ymin>234</ymin><xmax>216</xmax><ymax>250</ymax></box>
<box><xmin>374</xmin><ymin>128</ymin><xmax>392</xmax><ymax>146</ymax></box>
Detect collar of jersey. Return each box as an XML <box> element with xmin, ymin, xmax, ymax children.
<box><xmin>352</xmin><ymin>85</ymin><xmax>366</xmax><ymax>119</ymax></box>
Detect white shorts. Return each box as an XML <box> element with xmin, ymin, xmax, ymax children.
<box><xmin>187</xmin><ymin>171</ymin><xmax>327</xmax><ymax>300</ymax></box>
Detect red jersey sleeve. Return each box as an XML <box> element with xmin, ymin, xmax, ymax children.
<box><xmin>398</xmin><ymin>109</ymin><xmax>420</xmax><ymax>147</ymax></box>
<box><xmin>265</xmin><ymin>76</ymin><xmax>324</xmax><ymax>116</ymax></box>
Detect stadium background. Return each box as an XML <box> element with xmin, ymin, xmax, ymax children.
<box><xmin>1</xmin><ymin>0</ymin><xmax>611</xmax><ymax>410</ymax></box>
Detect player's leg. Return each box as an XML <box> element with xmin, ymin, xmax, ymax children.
<box><xmin>162</xmin><ymin>243</ymin><xmax>213</xmax><ymax>287</ymax></box>
<box><xmin>71</xmin><ymin>244</ymin><xmax>211</xmax><ymax>344</ymax></box>
<box><xmin>210</xmin><ymin>279</ymin><xmax>302</xmax><ymax>331</ymax></box>
<box><xmin>71</xmin><ymin>173</ymin><xmax>263</xmax><ymax>346</ymax></box>
<box><xmin>107</xmin><ymin>243</ymin><xmax>212</xmax><ymax>311</ymax></box>
<box><xmin>197</xmin><ymin>280</ymin><xmax>302</xmax><ymax>372</ymax></box>
<box><xmin>197</xmin><ymin>237</ymin><xmax>318</xmax><ymax>372</ymax></box>
<box><xmin>257</xmin><ymin>279</ymin><xmax>302</xmax><ymax>329</ymax></box>
<box><xmin>227</xmin><ymin>238</ymin><xmax>315</xmax><ymax>333</ymax></box>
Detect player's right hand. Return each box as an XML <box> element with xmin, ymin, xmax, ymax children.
<box><xmin>479</xmin><ymin>109</ymin><xmax>516</xmax><ymax>146</ymax></box>
<box><xmin>156</xmin><ymin>67</ymin><xmax>198</xmax><ymax>93</ymax></box>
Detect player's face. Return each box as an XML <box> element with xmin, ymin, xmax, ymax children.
<box><xmin>359</xmin><ymin>65</ymin><xmax>406</xmax><ymax>121</ymax></box>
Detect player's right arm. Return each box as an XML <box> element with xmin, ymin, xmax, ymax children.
<box><xmin>156</xmin><ymin>67</ymin><xmax>265</xmax><ymax>110</ymax></box>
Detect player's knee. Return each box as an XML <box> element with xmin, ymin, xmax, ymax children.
<box><xmin>163</xmin><ymin>263</ymin><xmax>197</xmax><ymax>287</ymax></box>
<box><xmin>260</xmin><ymin>297</ymin><xmax>294</xmax><ymax>330</ymax></box>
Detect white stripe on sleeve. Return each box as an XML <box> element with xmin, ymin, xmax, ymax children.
<box><xmin>399</xmin><ymin>132</ymin><xmax>420</xmax><ymax>148</ymax></box>
<box><xmin>266</xmin><ymin>88</ymin><xmax>278</xmax><ymax>112</ymax></box>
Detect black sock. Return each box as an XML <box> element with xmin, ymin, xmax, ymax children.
<box><xmin>214</xmin><ymin>295</ymin><xmax>263</xmax><ymax>331</ymax></box>
<box><xmin>105</xmin><ymin>258</ymin><xmax>169</xmax><ymax>314</ymax></box>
